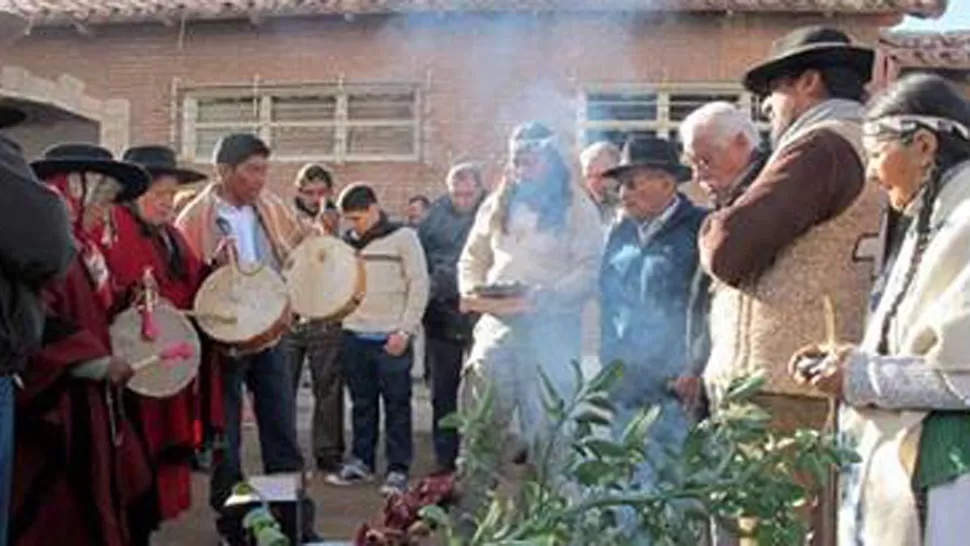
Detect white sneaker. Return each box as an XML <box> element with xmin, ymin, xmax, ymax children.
<box><xmin>380</xmin><ymin>471</ymin><xmax>409</xmax><ymax>497</ymax></box>
<box><xmin>324</xmin><ymin>459</ymin><xmax>374</xmax><ymax>486</ymax></box>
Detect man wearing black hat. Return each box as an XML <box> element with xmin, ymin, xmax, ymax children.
<box><xmin>598</xmin><ymin>136</ymin><xmax>709</xmax><ymax>541</ymax></box>
<box><xmin>102</xmin><ymin>145</ymin><xmax>210</xmax><ymax>525</ymax></box>
<box><xmin>13</xmin><ymin>143</ymin><xmax>158</xmax><ymax>546</ymax></box>
<box><xmin>699</xmin><ymin>27</ymin><xmax>883</xmax><ymax>546</ymax></box>
<box><xmin>0</xmin><ymin>108</ymin><xmax>75</xmax><ymax>546</ymax></box>
<box><xmin>175</xmin><ymin>133</ymin><xmax>316</xmax><ymax>544</ymax></box>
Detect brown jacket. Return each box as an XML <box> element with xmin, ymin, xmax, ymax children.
<box><xmin>700</xmin><ymin>117</ymin><xmax>882</xmax><ymax>400</ymax></box>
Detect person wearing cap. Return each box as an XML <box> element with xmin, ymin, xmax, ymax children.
<box><xmin>0</xmin><ymin>107</ymin><xmax>75</xmax><ymax>546</ymax></box>
<box><xmin>101</xmin><ymin>145</ymin><xmax>210</xmax><ymax>524</ymax></box>
<box><xmin>11</xmin><ymin>143</ymin><xmax>157</xmax><ymax>546</ymax></box>
<box><xmin>457</xmin><ymin>122</ymin><xmax>602</xmax><ymax>507</ymax></box>
<box><xmin>174</xmin><ymin>133</ymin><xmax>317</xmax><ymax>544</ymax></box>
<box><xmin>598</xmin><ymin>136</ymin><xmax>709</xmax><ymax>541</ymax></box>
<box><xmin>787</xmin><ymin>74</ymin><xmax>970</xmax><ymax>546</ymax></box>
<box><xmin>699</xmin><ymin>27</ymin><xmax>883</xmax><ymax>545</ymax></box>
<box><xmin>283</xmin><ymin>163</ymin><xmax>346</xmax><ymax>475</ymax></box>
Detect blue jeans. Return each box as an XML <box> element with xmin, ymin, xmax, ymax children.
<box><xmin>341</xmin><ymin>333</ymin><xmax>413</xmax><ymax>474</ymax></box>
<box><xmin>209</xmin><ymin>347</ymin><xmax>311</xmax><ymax>540</ymax></box>
<box><xmin>0</xmin><ymin>376</ymin><xmax>12</xmax><ymax>546</ymax></box>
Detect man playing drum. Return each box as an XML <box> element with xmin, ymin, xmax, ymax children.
<box><xmin>283</xmin><ymin>163</ymin><xmax>346</xmax><ymax>474</ymax></box>
<box><xmin>175</xmin><ymin>133</ymin><xmax>318</xmax><ymax>545</ymax></box>
<box><xmin>104</xmin><ymin>144</ymin><xmax>210</xmax><ymax>523</ymax></box>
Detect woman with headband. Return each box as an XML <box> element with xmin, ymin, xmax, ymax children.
<box><xmin>457</xmin><ymin>122</ymin><xmax>603</xmax><ymax>500</ymax></box>
<box><xmin>788</xmin><ymin>73</ymin><xmax>970</xmax><ymax>546</ymax></box>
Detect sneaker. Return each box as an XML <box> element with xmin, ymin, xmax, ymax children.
<box><xmin>380</xmin><ymin>471</ymin><xmax>409</xmax><ymax>497</ymax></box>
<box><xmin>324</xmin><ymin>459</ymin><xmax>374</xmax><ymax>486</ymax></box>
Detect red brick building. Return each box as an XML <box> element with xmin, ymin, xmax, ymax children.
<box><xmin>875</xmin><ymin>29</ymin><xmax>970</xmax><ymax>94</ymax></box>
<box><xmin>0</xmin><ymin>0</ymin><xmax>946</xmax><ymax>213</ymax></box>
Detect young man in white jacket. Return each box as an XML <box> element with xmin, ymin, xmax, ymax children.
<box><xmin>327</xmin><ymin>183</ymin><xmax>429</xmax><ymax>496</ymax></box>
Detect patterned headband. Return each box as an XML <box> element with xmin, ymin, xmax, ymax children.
<box><xmin>864</xmin><ymin>115</ymin><xmax>970</xmax><ymax>141</ymax></box>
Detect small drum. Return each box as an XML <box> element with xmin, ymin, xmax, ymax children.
<box><xmin>282</xmin><ymin>235</ymin><xmax>366</xmax><ymax>322</ymax></box>
<box><xmin>193</xmin><ymin>261</ymin><xmax>291</xmax><ymax>356</ymax></box>
<box><xmin>111</xmin><ymin>297</ymin><xmax>201</xmax><ymax>398</ymax></box>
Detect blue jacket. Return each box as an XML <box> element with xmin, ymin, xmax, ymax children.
<box><xmin>599</xmin><ymin>195</ymin><xmax>709</xmax><ymax>407</ymax></box>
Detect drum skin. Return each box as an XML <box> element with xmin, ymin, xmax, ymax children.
<box><xmin>111</xmin><ymin>298</ymin><xmax>202</xmax><ymax>398</ymax></box>
<box><xmin>193</xmin><ymin>263</ymin><xmax>290</xmax><ymax>355</ymax></box>
<box><xmin>283</xmin><ymin>235</ymin><xmax>366</xmax><ymax>321</ymax></box>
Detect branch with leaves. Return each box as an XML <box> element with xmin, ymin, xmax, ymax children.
<box><xmin>422</xmin><ymin>361</ymin><xmax>858</xmax><ymax>546</ymax></box>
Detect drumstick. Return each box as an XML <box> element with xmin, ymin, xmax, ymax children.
<box><xmin>131</xmin><ymin>342</ymin><xmax>195</xmax><ymax>372</ymax></box>
<box><xmin>181</xmin><ymin>310</ymin><xmax>238</xmax><ymax>324</ymax></box>
<box><xmin>823</xmin><ymin>295</ymin><xmax>837</xmax><ymax>352</ymax></box>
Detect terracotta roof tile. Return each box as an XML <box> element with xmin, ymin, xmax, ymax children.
<box><xmin>0</xmin><ymin>0</ymin><xmax>948</xmax><ymax>27</ymax></box>
<box><xmin>880</xmin><ymin>29</ymin><xmax>970</xmax><ymax>69</ymax></box>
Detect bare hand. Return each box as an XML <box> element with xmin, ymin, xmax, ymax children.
<box><xmin>211</xmin><ymin>238</ymin><xmax>234</xmax><ymax>268</ymax></box>
<box><xmin>672</xmin><ymin>376</ymin><xmax>703</xmax><ymax>409</ymax></box>
<box><xmin>384</xmin><ymin>332</ymin><xmax>410</xmax><ymax>357</ymax></box>
<box><xmin>788</xmin><ymin>343</ymin><xmax>852</xmax><ymax>399</ymax></box>
<box><xmin>106</xmin><ymin>357</ymin><xmax>135</xmax><ymax>386</ymax></box>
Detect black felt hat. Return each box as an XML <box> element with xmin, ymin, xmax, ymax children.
<box><xmin>123</xmin><ymin>145</ymin><xmax>207</xmax><ymax>184</ymax></box>
<box><xmin>0</xmin><ymin>105</ymin><xmax>25</xmax><ymax>129</ymax></box>
<box><xmin>743</xmin><ymin>26</ymin><xmax>874</xmax><ymax>96</ymax></box>
<box><xmin>31</xmin><ymin>143</ymin><xmax>151</xmax><ymax>202</ymax></box>
<box><xmin>602</xmin><ymin>136</ymin><xmax>691</xmax><ymax>183</ymax></box>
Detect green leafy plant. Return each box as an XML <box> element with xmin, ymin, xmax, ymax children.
<box><xmin>429</xmin><ymin>361</ymin><xmax>859</xmax><ymax>546</ymax></box>
<box><xmin>232</xmin><ymin>482</ymin><xmax>291</xmax><ymax>546</ymax></box>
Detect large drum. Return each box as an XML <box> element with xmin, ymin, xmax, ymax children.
<box><xmin>194</xmin><ymin>260</ymin><xmax>291</xmax><ymax>356</ymax></box>
<box><xmin>282</xmin><ymin>234</ymin><xmax>366</xmax><ymax>322</ymax></box>
<box><xmin>111</xmin><ymin>296</ymin><xmax>201</xmax><ymax>398</ymax></box>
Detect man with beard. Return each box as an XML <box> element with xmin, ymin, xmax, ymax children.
<box><xmin>417</xmin><ymin>162</ymin><xmax>486</xmax><ymax>475</ymax></box>
<box><xmin>699</xmin><ymin>27</ymin><xmax>883</xmax><ymax>546</ymax></box>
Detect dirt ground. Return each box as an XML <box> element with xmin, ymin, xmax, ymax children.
<box><xmin>153</xmin><ymin>378</ymin><xmax>438</xmax><ymax>546</ymax></box>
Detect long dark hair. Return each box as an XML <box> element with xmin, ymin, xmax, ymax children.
<box><xmin>865</xmin><ymin>73</ymin><xmax>970</xmax><ymax>354</ymax></box>
<box><xmin>491</xmin><ymin>122</ymin><xmax>573</xmax><ymax>234</ymax></box>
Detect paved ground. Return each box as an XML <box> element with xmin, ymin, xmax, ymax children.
<box><xmin>154</xmin><ymin>370</ymin><xmax>437</xmax><ymax>546</ymax></box>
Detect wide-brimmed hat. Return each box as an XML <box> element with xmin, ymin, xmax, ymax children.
<box><xmin>743</xmin><ymin>26</ymin><xmax>875</xmax><ymax>96</ymax></box>
<box><xmin>123</xmin><ymin>145</ymin><xmax>207</xmax><ymax>184</ymax></box>
<box><xmin>32</xmin><ymin>143</ymin><xmax>151</xmax><ymax>202</ymax></box>
<box><xmin>602</xmin><ymin>136</ymin><xmax>691</xmax><ymax>183</ymax></box>
<box><xmin>0</xmin><ymin>105</ymin><xmax>25</xmax><ymax>129</ymax></box>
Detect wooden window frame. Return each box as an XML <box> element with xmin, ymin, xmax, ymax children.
<box><xmin>578</xmin><ymin>82</ymin><xmax>771</xmax><ymax>145</ymax></box>
<box><xmin>180</xmin><ymin>83</ymin><xmax>422</xmax><ymax>163</ymax></box>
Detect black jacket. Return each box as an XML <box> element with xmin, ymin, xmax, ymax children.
<box><xmin>417</xmin><ymin>195</ymin><xmax>482</xmax><ymax>342</ymax></box>
<box><xmin>0</xmin><ymin>135</ymin><xmax>75</xmax><ymax>374</ymax></box>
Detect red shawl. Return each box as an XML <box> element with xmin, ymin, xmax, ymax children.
<box><xmin>12</xmin><ymin>257</ymin><xmax>155</xmax><ymax>546</ymax></box>
<box><xmin>105</xmin><ymin>204</ymin><xmax>223</xmax><ymax>519</ymax></box>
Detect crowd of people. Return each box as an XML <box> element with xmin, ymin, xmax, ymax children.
<box><xmin>1</xmin><ymin>23</ymin><xmax>969</xmax><ymax>546</ymax></box>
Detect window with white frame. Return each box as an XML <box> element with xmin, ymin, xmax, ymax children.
<box><xmin>580</xmin><ymin>85</ymin><xmax>770</xmax><ymax>149</ymax></box>
<box><xmin>181</xmin><ymin>84</ymin><xmax>421</xmax><ymax>162</ymax></box>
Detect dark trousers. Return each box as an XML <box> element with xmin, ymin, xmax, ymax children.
<box><xmin>209</xmin><ymin>346</ymin><xmax>314</xmax><ymax>542</ymax></box>
<box><xmin>427</xmin><ymin>337</ymin><xmax>466</xmax><ymax>471</ymax></box>
<box><xmin>341</xmin><ymin>333</ymin><xmax>413</xmax><ymax>474</ymax></box>
<box><xmin>282</xmin><ymin>321</ymin><xmax>345</xmax><ymax>467</ymax></box>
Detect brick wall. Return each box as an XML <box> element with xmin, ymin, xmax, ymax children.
<box><xmin>4</xmin><ymin>11</ymin><xmax>894</xmax><ymax>215</ymax></box>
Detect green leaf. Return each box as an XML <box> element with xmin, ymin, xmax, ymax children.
<box><xmin>588</xmin><ymin>360</ymin><xmax>625</xmax><ymax>394</ymax></box>
<box><xmin>585</xmin><ymin>392</ymin><xmax>616</xmax><ymax>413</ymax></box>
<box><xmin>621</xmin><ymin>406</ymin><xmax>661</xmax><ymax>447</ymax></box>
<box><xmin>575</xmin><ymin>405</ymin><xmax>613</xmax><ymax>427</ymax></box>
<box><xmin>438</xmin><ymin>412</ymin><xmax>463</xmax><ymax>430</ymax></box>
<box><xmin>419</xmin><ymin>504</ymin><xmax>451</xmax><ymax>529</ymax></box>
<box><xmin>573</xmin><ymin>460</ymin><xmax>614</xmax><ymax>486</ymax></box>
<box><xmin>722</xmin><ymin>371</ymin><xmax>766</xmax><ymax>404</ymax></box>
<box><xmin>570</xmin><ymin>358</ymin><xmax>585</xmax><ymax>398</ymax></box>
<box><xmin>580</xmin><ymin>437</ymin><xmax>629</xmax><ymax>458</ymax></box>
<box><xmin>539</xmin><ymin>369</ymin><xmax>565</xmax><ymax>417</ymax></box>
